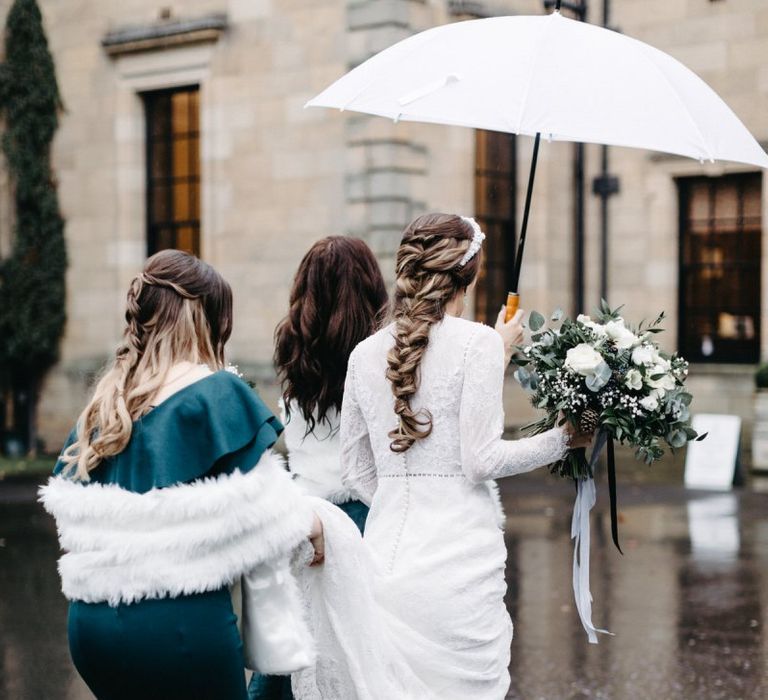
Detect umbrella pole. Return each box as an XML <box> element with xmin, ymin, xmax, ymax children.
<box><xmin>505</xmin><ymin>131</ymin><xmax>542</xmax><ymax>322</ymax></box>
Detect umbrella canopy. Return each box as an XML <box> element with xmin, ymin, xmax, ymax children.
<box><xmin>307</xmin><ymin>11</ymin><xmax>768</xmax><ymax>169</ymax></box>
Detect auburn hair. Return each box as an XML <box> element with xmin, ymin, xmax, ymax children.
<box><xmin>62</xmin><ymin>250</ymin><xmax>233</xmax><ymax>479</ymax></box>
<box><xmin>386</xmin><ymin>213</ymin><xmax>480</xmax><ymax>453</ymax></box>
<box><xmin>275</xmin><ymin>236</ymin><xmax>388</xmax><ymax>434</ymax></box>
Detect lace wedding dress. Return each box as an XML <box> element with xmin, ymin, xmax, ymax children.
<box><xmin>293</xmin><ymin>315</ymin><xmax>568</xmax><ymax>700</ymax></box>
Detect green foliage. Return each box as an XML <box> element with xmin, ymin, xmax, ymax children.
<box><xmin>0</xmin><ymin>0</ymin><xmax>66</xmax><ymax>381</ymax></box>
<box><xmin>755</xmin><ymin>364</ymin><xmax>768</xmax><ymax>389</ymax></box>
<box><xmin>511</xmin><ymin>302</ymin><xmax>700</xmax><ymax>479</ymax></box>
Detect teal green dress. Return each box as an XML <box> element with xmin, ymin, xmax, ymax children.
<box><xmin>54</xmin><ymin>371</ymin><xmax>282</xmax><ymax>700</ymax></box>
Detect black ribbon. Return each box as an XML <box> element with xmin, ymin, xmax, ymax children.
<box><xmin>606</xmin><ymin>437</ymin><xmax>623</xmax><ymax>555</ymax></box>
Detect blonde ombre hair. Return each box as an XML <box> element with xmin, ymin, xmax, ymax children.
<box><xmin>386</xmin><ymin>213</ymin><xmax>480</xmax><ymax>453</ymax></box>
<box><xmin>62</xmin><ymin>250</ymin><xmax>233</xmax><ymax>479</ymax></box>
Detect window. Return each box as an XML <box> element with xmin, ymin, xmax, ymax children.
<box><xmin>474</xmin><ymin>130</ymin><xmax>517</xmax><ymax>324</ymax></box>
<box><xmin>142</xmin><ymin>86</ymin><xmax>201</xmax><ymax>257</ymax></box>
<box><xmin>678</xmin><ymin>173</ymin><xmax>762</xmax><ymax>363</ymax></box>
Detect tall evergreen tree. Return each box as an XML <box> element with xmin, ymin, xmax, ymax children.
<box><xmin>0</xmin><ymin>0</ymin><xmax>66</xmax><ymax>453</ymax></box>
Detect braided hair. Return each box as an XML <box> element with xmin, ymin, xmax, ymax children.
<box><xmin>386</xmin><ymin>213</ymin><xmax>480</xmax><ymax>453</ymax></box>
<box><xmin>62</xmin><ymin>250</ymin><xmax>233</xmax><ymax>479</ymax></box>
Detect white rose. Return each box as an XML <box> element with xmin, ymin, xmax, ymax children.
<box><xmin>640</xmin><ymin>395</ymin><xmax>659</xmax><ymax>412</ymax></box>
<box><xmin>625</xmin><ymin>368</ymin><xmax>643</xmax><ymax>391</ymax></box>
<box><xmin>577</xmin><ymin>314</ymin><xmax>592</xmax><ymax>324</ymax></box>
<box><xmin>632</xmin><ymin>345</ymin><xmax>656</xmax><ymax>366</ymax></box>
<box><xmin>564</xmin><ymin>343</ymin><xmax>604</xmax><ymax>376</ymax></box>
<box><xmin>605</xmin><ymin>319</ymin><xmax>639</xmax><ymax>349</ymax></box>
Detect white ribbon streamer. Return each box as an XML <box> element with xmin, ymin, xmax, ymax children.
<box><xmin>571</xmin><ymin>430</ymin><xmax>613</xmax><ymax>644</ymax></box>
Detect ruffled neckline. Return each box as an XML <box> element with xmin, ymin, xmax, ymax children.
<box><xmin>54</xmin><ymin>371</ymin><xmax>282</xmax><ymax>493</ymax></box>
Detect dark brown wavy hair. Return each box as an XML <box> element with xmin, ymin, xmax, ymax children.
<box><xmin>386</xmin><ymin>213</ymin><xmax>480</xmax><ymax>453</ymax></box>
<box><xmin>275</xmin><ymin>236</ymin><xmax>388</xmax><ymax>434</ymax></box>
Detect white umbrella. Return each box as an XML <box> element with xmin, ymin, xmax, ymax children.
<box><xmin>307</xmin><ymin>10</ymin><xmax>768</xmax><ymax>168</ymax></box>
<box><xmin>307</xmin><ymin>4</ymin><xmax>768</xmax><ymax>308</ymax></box>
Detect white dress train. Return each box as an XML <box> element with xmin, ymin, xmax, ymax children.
<box><xmin>293</xmin><ymin>315</ymin><xmax>568</xmax><ymax>700</ymax></box>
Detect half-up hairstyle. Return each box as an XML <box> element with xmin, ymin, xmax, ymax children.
<box><xmin>62</xmin><ymin>250</ymin><xmax>233</xmax><ymax>479</ymax></box>
<box><xmin>275</xmin><ymin>236</ymin><xmax>388</xmax><ymax>435</ymax></box>
<box><xmin>387</xmin><ymin>213</ymin><xmax>480</xmax><ymax>453</ymax></box>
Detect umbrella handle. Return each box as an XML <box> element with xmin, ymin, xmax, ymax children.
<box><xmin>504</xmin><ymin>292</ymin><xmax>520</xmax><ymax>323</ymax></box>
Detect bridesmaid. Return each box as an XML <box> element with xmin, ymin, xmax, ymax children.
<box><xmin>40</xmin><ymin>250</ymin><xmax>319</xmax><ymax>700</ymax></box>
<box><xmin>248</xmin><ymin>236</ymin><xmax>388</xmax><ymax>700</ymax></box>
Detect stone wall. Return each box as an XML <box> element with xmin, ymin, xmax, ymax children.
<box><xmin>0</xmin><ymin>0</ymin><xmax>766</xmax><ymax>463</ymax></box>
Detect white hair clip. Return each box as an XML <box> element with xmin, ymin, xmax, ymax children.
<box><xmin>458</xmin><ymin>216</ymin><xmax>486</xmax><ymax>268</ymax></box>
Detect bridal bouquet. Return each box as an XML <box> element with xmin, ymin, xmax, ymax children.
<box><xmin>512</xmin><ymin>301</ymin><xmax>704</xmax><ymax>480</ymax></box>
<box><xmin>511</xmin><ymin>302</ymin><xmax>705</xmax><ymax>644</ymax></box>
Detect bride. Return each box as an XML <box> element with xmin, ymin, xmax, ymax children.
<box><xmin>295</xmin><ymin>213</ymin><xmax>591</xmax><ymax>699</ymax></box>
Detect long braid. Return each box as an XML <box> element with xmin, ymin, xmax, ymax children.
<box><xmin>386</xmin><ymin>214</ymin><xmax>480</xmax><ymax>453</ymax></box>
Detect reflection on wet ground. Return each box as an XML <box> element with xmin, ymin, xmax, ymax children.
<box><xmin>502</xmin><ymin>475</ymin><xmax>768</xmax><ymax>700</ymax></box>
<box><xmin>1</xmin><ymin>474</ymin><xmax>767</xmax><ymax>699</ymax></box>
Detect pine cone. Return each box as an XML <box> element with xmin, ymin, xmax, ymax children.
<box><xmin>579</xmin><ymin>408</ymin><xmax>600</xmax><ymax>434</ymax></box>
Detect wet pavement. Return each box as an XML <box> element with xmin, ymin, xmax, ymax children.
<box><xmin>1</xmin><ymin>474</ymin><xmax>767</xmax><ymax>700</ymax></box>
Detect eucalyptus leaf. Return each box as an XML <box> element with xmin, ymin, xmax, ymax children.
<box><xmin>529</xmin><ymin>311</ymin><xmax>545</xmax><ymax>332</ymax></box>
<box><xmin>586</xmin><ymin>373</ymin><xmax>607</xmax><ymax>393</ymax></box>
<box><xmin>667</xmin><ymin>429</ymin><xmax>688</xmax><ymax>448</ymax></box>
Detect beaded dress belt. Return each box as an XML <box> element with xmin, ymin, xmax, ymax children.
<box><xmin>378</xmin><ymin>472</ymin><xmax>466</xmax><ymax>479</ymax></box>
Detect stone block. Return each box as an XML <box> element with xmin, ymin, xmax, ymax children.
<box><xmin>668</xmin><ymin>41</ymin><xmax>728</xmax><ymax>74</ymax></box>
<box><xmin>348</xmin><ymin>1</ymin><xmax>412</xmax><ymax>31</ymax></box>
<box><xmin>229</xmin><ymin>0</ymin><xmax>272</xmax><ymax>22</ymax></box>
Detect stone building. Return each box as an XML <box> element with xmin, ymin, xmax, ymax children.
<box><xmin>0</xmin><ymin>0</ymin><xmax>766</xmax><ymax>462</ymax></box>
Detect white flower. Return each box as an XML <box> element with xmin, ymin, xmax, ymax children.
<box><xmin>645</xmin><ymin>364</ymin><xmax>677</xmax><ymax>394</ymax></box>
<box><xmin>605</xmin><ymin>319</ymin><xmax>639</xmax><ymax>349</ymax></box>
<box><xmin>632</xmin><ymin>345</ymin><xmax>656</xmax><ymax>366</ymax></box>
<box><xmin>640</xmin><ymin>395</ymin><xmax>659</xmax><ymax>412</ymax></box>
<box><xmin>564</xmin><ymin>343</ymin><xmax>604</xmax><ymax>376</ymax></box>
<box><xmin>577</xmin><ymin>314</ymin><xmax>607</xmax><ymax>337</ymax></box>
<box><xmin>625</xmin><ymin>368</ymin><xmax>643</xmax><ymax>391</ymax></box>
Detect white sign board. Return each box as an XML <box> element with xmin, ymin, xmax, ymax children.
<box><xmin>684</xmin><ymin>414</ymin><xmax>741</xmax><ymax>490</ymax></box>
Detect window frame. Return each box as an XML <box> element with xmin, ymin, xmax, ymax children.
<box><xmin>677</xmin><ymin>172</ymin><xmax>762</xmax><ymax>365</ymax></box>
<box><xmin>474</xmin><ymin>130</ymin><xmax>518</xmax><ymax>324</ymax></box>
<box><xmin>142</xmin><ymin>85</ymin><xmax>201</xmax><ymax>258</ymax></box>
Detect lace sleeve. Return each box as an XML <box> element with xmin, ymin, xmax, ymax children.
<box><xmin>340</xmin><ymin>352</ymin><xmax>377</xmax><ymax>505</ymax></box>
<box><xmin>459</xmin><ymin>326</ymin><xmax>569</xmax><ymax>483</ymax></box>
